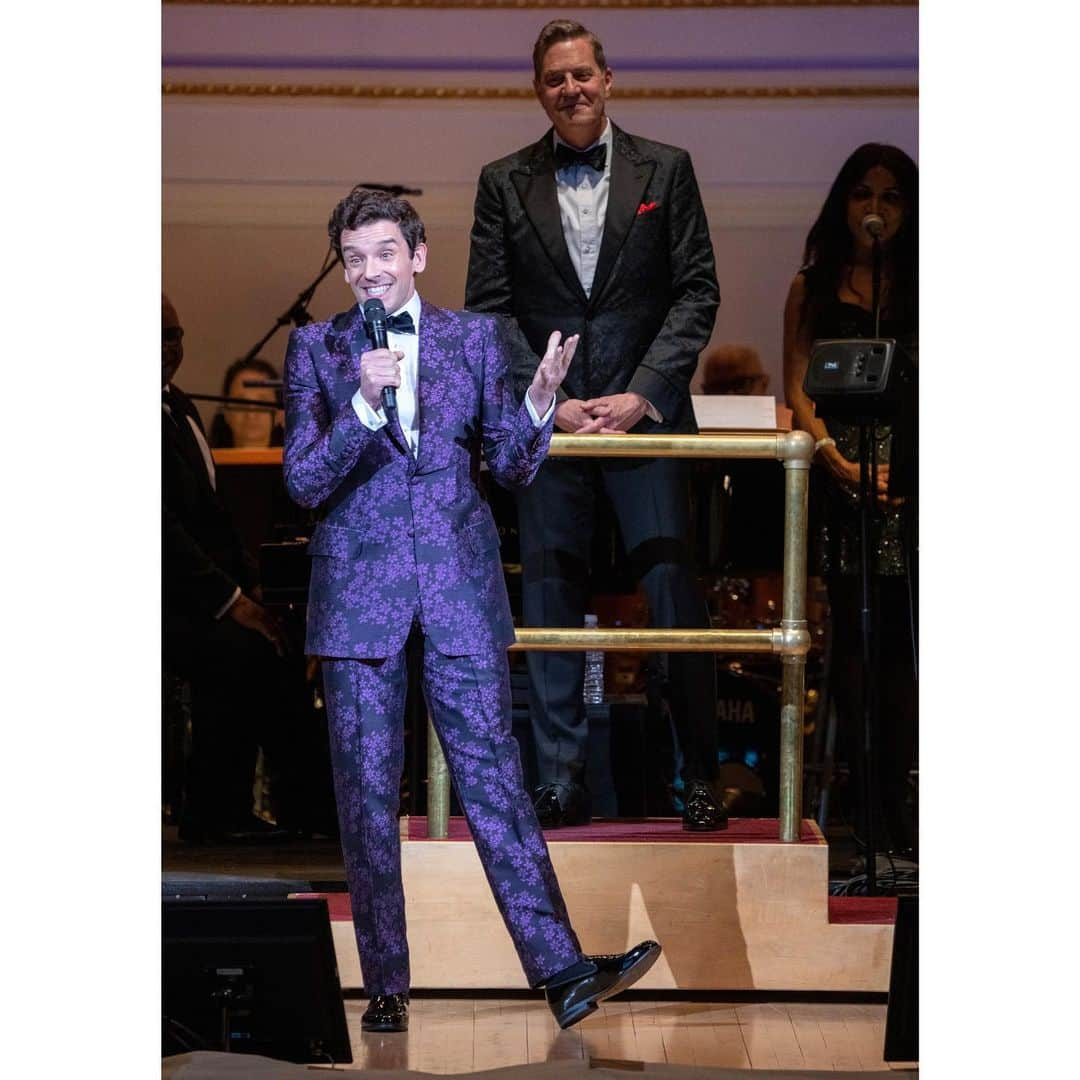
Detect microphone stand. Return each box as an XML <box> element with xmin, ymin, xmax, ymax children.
<box><xmin>871</xmin><ymin>236</ymin><xmax>883</xmax><ymax>338</ymax></box>
<box><xmin>860</xmin><ymin>236</ymin><xmax>884</xmax><ymax>894</ymax></box>
<box><xmin>239</xmin><ymin>254</ymin><xmax>340</xmax><ymax>364</ymax></box>
<box><xmin>237</xmin><ymin>181</ymin><xmax>424</xmax><ymax>364</ymax></box>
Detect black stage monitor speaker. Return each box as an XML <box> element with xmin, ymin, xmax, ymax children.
<box><xmin>163</xmin><ymin>898</ymin><xmax>352</xmax><ymax>1065</ymax></box>
<box><xmin>804</xmin><ymin>338</ymin><xmax>899</xmax><ymax>419</ymax></box>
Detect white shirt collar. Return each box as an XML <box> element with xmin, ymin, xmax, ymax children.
<box><xmin>389</xmin><ymin>290</ymin><xmax>422</xmax><ymax>326</ymax></box>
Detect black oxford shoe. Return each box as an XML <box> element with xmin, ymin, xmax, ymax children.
<box><xmin>545</xmin><ymin>940</ymin><xmax>661</xmax><ymax>1029</ymax></box>
<box><xmin>534</xmin><ymin>783</ymin><xmax>592</xmax><ymax>828</ymax></box>
<box><xmin>361</xmin><ymin>992</ymin><xmax>409</xmax><ymax>1033</ymax></box>
<box><xmin>682</xmin><ymin>779</ymin><xmax>728</xmax><ymax>831</ymax></box>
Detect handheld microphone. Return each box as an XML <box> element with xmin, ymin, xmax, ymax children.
<box><xmin>362</xmin><ymin>298</ymin><xmax>396</xmax><ymax>412</ymax></box>
<box><xmin>861</xmin><ymin>213</ymin><xmax>885</xmax><ymax>240</ymax></box>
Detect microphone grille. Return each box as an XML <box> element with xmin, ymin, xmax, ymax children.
<box><xmin>363</xmin><ymin>298</ymin><xmax>387</xmax><ymax>320</ymax></box>
<box><xmin>862</xmin><ymin>213</ymin><xmax>885</xmax><ymax>238</ymax></box>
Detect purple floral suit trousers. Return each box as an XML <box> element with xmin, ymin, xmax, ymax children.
<box><xmin>284</xmin><ymin>301</ymin><xmax>583</xmax><ymax>994</ymax></box>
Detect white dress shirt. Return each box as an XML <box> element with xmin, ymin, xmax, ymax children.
<box><xmin>552</xmin><ymin>120</ymin><xmax>661</xmax><ymax>422</ymax></box>
<box><xmin>553</xmin><ymin>120</ymin><xmax>613</xmax><ymax>298</ymax></box>
<box><xmin>352</xmin><ymin>291</ymin><xmax>553</xmax><ymax>448</ymax></box>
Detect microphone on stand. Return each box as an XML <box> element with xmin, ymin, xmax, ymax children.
<box><xmin>362</xmin><ymin>298</ymin><xmax>396</xmax><ymax>412</ymax></box>
<box><xmin>861</xmin><ymin>213</ymin><xmax>885</xmax><ymax>240</ymax></box>
<box><xmin>861</xmin><ymin>214</ymin><xmax>885</xmax><ymax>336</ymax></box>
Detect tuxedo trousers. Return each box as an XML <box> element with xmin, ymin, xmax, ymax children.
<box><xmin>321</xmin><ymin>637</ymin><xmax>583</xmax><ymax>996</ymax></box>
<box><xmin>517</xmin><ymin>456</ymin><xmax>718</xmax><ymax>789</ymax></box>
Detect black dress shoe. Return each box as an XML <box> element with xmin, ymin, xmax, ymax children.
<box><xmin>682</xmin><ymin>780</ymin><xmax>728</xmax><ymax>831</ymax></box>
<box><xmin>361</xmin><ymin>992</ymin><xmax>409</xmax><ymax>1033</ymax></box>
<box><xmin>534</xmin><ymin>783</ymin><xmax>592</xmax><ymax>828</ymax></box>
<box><xmin>545</xmin><ymin>940</ymin><xmax>661</xmax><ymax>1029</ymax></box>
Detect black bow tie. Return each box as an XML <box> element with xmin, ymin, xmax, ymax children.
<box><xmin>555</xmin><ymin>142</ymin><xmax>607</xmax><ymax>173</ymax></box>
<box><xmin>383</xmin><ymin>311</ymin><xmax>416</xmax><ymax>335</ymax></box>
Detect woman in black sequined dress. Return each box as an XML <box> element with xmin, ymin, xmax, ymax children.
<box><xmin>783</xmin><ymin>144</ymin><xmax>918</xmax><ymax>859</ymax></box>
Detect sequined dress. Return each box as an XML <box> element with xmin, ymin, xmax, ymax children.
<box><xmin>807</xmin><ymin>285</ymin><xmax>916</xmax><ymax>578</ymax></box>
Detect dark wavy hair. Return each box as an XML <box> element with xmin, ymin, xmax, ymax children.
<box><xmin>208</xmin><ymin>356</ymin><xmax>283</xmax><ymax>448</ymax></box>
<box><xmin>327</xmin><ymin>187</ymin><xmax>426</xmax><ymax>259</ymax></box>
<box><xmin>799</xmin><ymin>143</ymin><xmax>918</xmax><ymax>331</ymax></box>
<box><xmin>532</xmin><ymin>19</ymin><xmax>608</xmax><ymax>81</ymax></box>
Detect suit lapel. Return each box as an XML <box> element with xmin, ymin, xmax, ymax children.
<box><xmin>414</xmin><ymin>301</ymin><xmax>452</xmax><ymax>474</ymax></box>
<box><xmin>589</xmin><ymin>127</ymin><xmax>656</xmax><ymax>307</ymax></box>
<box><xmin>511</xmin><ymin>136</ymin><xmax>589</xmax><ymax>305</ymax></box>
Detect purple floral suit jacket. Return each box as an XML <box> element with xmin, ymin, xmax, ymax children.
<box><xmin>283</xmin><ymin>300</ymin><xmax>552</xmax><ymax>659</ymax></box>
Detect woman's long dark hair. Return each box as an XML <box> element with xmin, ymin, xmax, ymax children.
<box><xmin>800</xmin><ymin>143</ymin><xmax>918</xmax><ymax>333</ymax></box>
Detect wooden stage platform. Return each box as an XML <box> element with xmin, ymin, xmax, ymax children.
<box><xmin>251</xmin><ymin>816</ymin><xmax>895</xmax><ymax>994</ymax></box>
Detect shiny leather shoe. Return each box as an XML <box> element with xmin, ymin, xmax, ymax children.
<box><xmin>682</xmin><ymin>780</ymin><xmax>729</xmax><ymax>831</ymax></box>
<box><xmin>545</xmin><ymin>940</ymin><xmax>661</xmax><ymax>1029</ymax></box>
<box><xmin>361</xmin><ymin>992</ymin><xmax>409</xmax><ymax>1033</ymax></box>
<box><xmin>534</xmin><ymin>783</ymin><xmax>592</xmax><ymax>828</ymax></box>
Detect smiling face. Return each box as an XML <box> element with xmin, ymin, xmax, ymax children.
<box><xmin>340</xmin><ymin>219</ymin><xmax>427</xmax><ymax>315</ymax></box>
<box><xmin>846</xmin><ymin>166</ymin><xmax>906</xmax><ymax>251</ymax></box>
<box><xmin>534</xmin><ymin>36</ymin><xmax>612</xmax><ymax>149</ymax></box>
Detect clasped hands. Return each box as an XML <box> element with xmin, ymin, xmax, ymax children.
<box><xmin>528</xmin><ymin>330</ymin><xmax>646</xmax><ymax>434</ymax></box>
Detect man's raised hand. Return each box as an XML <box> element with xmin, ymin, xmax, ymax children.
<box><xmin>527</xmin><ymin>331</ymin><xmax>579</xmax><ymax>418</ymax></box>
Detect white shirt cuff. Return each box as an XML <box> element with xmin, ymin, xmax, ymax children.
<box><xmin>215</xmin><ymin>586</ymin><xmax>242</xmax><ymax>620</ymax></box>
<box><xmin>352</xmin><ymin>388</ymin><xmax>387</xmax><ymax>431</ymax></box>
<box><xmin>644</xmin><ymin>399</ymin><xmax>662</xmax><ymax>423</ymax></box>
<box><xmin>525</xmin><ymin>390</ymin><xmax>556</xmax><ymax>428</ymax></box>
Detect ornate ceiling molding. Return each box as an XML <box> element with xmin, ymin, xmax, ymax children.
<box><xmin>164</xmin><ymin>1</ymin><xmax>915</xmax><ymax>8</ymax></box>
<box><xmin>163</xmin><ymin>81</ymin><xmax>916</xmax><ymax>99</ymax></box>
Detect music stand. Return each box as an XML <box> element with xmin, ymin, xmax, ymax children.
<box><xmin>162</xmin><ymin>898</ymin><xmax>352</xmax><ymax>1064</ymax></box>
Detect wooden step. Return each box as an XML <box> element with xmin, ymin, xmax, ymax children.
<box><xmin>295</xmin><ymin>817</ymin><xmax>894</xmax><ymax>993</ymax></box>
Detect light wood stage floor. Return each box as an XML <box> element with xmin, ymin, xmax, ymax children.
<box><xmin>164</xmin><ymin>996</ymin><xmax>915</xmax><ymax>1075</ymax></box>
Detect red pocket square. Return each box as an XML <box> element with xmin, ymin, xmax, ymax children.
<box><xmin>636</xmin><ymin>201</ymin><xmax>659</xmax><ymax>216</ymax></box>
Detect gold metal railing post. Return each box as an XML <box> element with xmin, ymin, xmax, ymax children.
<box><xmin>777</xmin><ymin>431</ymin><xmax>814</xmax><ymax>841</ymax></box>
<box><xmin>426</xmin><ymin>714</ymin><xmax>450</xmax><ymax>839</ymax></box>
<box><xmin>425</xmin><ymin>431</ymin><xmax>815</xmax><ymax>842</ymax></box>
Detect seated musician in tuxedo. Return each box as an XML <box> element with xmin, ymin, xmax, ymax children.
<box><xmin>282</xmin><ymin>187</ymin><xmax>660</xmax><ymax>1033</ymax></box>
<box><xmin>162</xmin><ymin>293</ymin><xmax>298</xmax><ymax>843</ymax></box>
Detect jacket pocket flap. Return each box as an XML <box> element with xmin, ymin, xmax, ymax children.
<box><xmin>307</xmin><ymin>524</ymin><xmax>363</xmax><ymax>559</ymax></box>
<box><xmin>465</xmin><ymin>517</ymin><xmax>501</xmax><ymax>555</ymax></box>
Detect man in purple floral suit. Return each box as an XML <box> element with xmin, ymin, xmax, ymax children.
<box><xmin>283</xmin><ymin>188</ymin><xmax>659</xmax><ymax>1033</ymax></box>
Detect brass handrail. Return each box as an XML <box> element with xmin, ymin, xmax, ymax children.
<box><xmin>427</xmin><ymin>428</ymin><xmax>814</xmax><ymax>842</ymax></box>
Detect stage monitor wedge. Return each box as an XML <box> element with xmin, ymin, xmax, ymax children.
<box><xmin>163</xmin><ymin>897</ymin><xmax>352</xmax><ymax>1065</ymax></box>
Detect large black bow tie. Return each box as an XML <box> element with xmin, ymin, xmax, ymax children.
<box><xmin>555</xmin><ymin>142</ymin><xmax>607</xmax><ymax>173</ymax></box>
<box><xmin>383</xmin><ymin>311</ymin><xmax>416</xmax><ymax>335</ymax></box>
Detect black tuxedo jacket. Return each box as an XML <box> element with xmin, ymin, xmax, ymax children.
<box><xmin>465</xmin><ymin>124</ymin><xmax>719</xmax><ymax>434</ymax></box>
<box><xmin>163</xmin><ymin>384</ymin><xmax>258</xmax><ymax>621</ymax></box>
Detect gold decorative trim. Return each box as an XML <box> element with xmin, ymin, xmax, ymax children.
<box><xmin>163</xmin><ymin>82</ymin><xmax>916</xmax><ymax>100</ymax></box>
<box><xmin>165</xmin><ymin>1</ymin><xmax>915</xmax><ymax>8</ymax></box>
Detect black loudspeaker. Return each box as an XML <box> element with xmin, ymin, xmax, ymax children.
<box><xmin>162</xmin><ymin>874</ymin><xmax>313</xmax><ymax>900</ymax></box>
<box><xmin>883</xmin><ymin>894</ymin><xmax>918</xmax><ymax>1062</ymax></box>
<box><xmin>804</xmin><ymin>338</ymin><xmax>899</xmax><ymax>419</ymax></box>
<box><xmin>163</xmin><ymin>898</ymin><xmax>352</xmax><ymax>1064</ymax></box>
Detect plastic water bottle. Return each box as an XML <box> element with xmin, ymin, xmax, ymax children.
<box><xmin>583</xmin><ymin>614</ymin><xmax>605</xmax><ymax>705</ymax></box>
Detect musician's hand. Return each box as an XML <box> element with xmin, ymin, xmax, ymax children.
<box><xmin>359</xmin><ymin>347</ymin><xmax>404</xmax><ymax>411</ymax></box>
<box><xmin>554</xmin><ymin>399</ymin><xmax>622</xmax><ymax>434</ymax></box>
<box><xmin>527</xmin><ymin>331</ymin><xmax>579</xmax><ymax>417</ymax></box>
<box><xmin>824</xmin><ymin>450</ymin><xmax>891</xmax><ymax>504</ymax></box>
<box><xmin>228</xmin><ymin>594</ymin><xmax>289</xmax><ymax>658</ymax></box>
<box><xmin>579</xmin><ymin>392</ymin><xmax>648</xmax><ymax>432</ymax></box>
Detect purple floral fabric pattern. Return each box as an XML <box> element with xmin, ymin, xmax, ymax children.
<box><xmin>285</xmin><ymin>300</ymin><xmax>581</xmax><ymax>995</ymax></box>
<box><xmin>284</xmin><ymin>302</ymin><xmax>552</xmax><ymax>660</ymax></box>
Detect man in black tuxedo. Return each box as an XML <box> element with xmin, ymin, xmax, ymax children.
<box><xmin>465</xmin><ymin>20</ymin><xmax>724</xmax><ymax>830</ymax></box>
<box><xmin>162</xmin><ymin>293</ymin><xmax>296</xmax><ymax>843</ymax></box>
